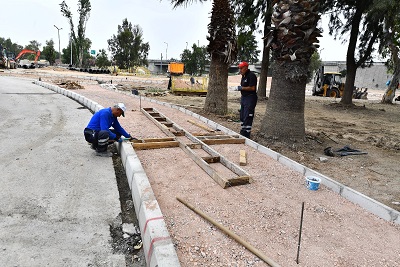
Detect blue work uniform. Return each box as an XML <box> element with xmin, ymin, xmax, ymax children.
<box><xmin>240</xmin><ymin>69</ymin><xmax>258</xmax><ymax>138</ymax></box>
<box><xmin>84</xmin><ymin>107</ymin><xmax>130</xmax><ymax>152</ymax></box>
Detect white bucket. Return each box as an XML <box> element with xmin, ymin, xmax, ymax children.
<box><xmin>306</xmin><ymin>176</ymin><xmax>321</xmax><ymax>191</ymax></box>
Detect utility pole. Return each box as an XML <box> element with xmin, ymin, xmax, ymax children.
<box><xmin>54</xmin><ymin>25</ymin><xmax>62</xmax><ymax>65</ymax></box>
<box><xmin>164</xmin><ymin>42</ymin><xmax>168</xmax><ymax>61</ymax></box>
<box><xmin>70</xmin><ymin>33</ymin><xmax>72</xmax><ymax>65</ymax></box>
<box><xmin>160</xmin><ymin>53</ymin><xmax>163</xmax><ymax>74</ymax></box>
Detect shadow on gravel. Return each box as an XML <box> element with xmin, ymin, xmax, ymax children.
<box><xmin>109</xmin><ymin>145</ymin><xmax>146</xmax><ymax>266</ymax></box>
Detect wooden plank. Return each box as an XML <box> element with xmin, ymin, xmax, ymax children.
<box><xmin>180</xmin><ymin>143</ymin><xmax>229</xmax><ymax>188</ymax></box>
<box><xmin>186</xmin><ymin>143</ymin><xmax>202</xmax><ymax>149</ymax></box>
<box><xmin>240</xmin><ymin>150</ymin><xmax>247</xmax><ymax>166</ymax></box>
<box><xmin>187</xmin><ymin>119</ymin><xmax>215</xmax><ymax>132</ymax></box>
<box><xmin>201</xmin><ymin>156</ymin><xmax>220</xmax><ymax>163</ymax></box>
<box><xmin>133</xmin><ymin>141</ymin><xmax>180</xmax><ymax>150</ymax></box>
<box><xmin>162</xmin><ymin>122</ymin><xmax>174</xmax><ymax>127</ymax></box>
<box><xmin>197</xmin><ymin>135</ymin><xmax>238</xmax><ymax>139</ymax></box>
<box><xmin>141</xmin><ymin>137</ymin><xmax>175</xmax><ymax>143</ymax></box>
<box><xmin>202</xmin><ymin>139</ymin><xmax>245</xmax><ymax>145</ymax></box>
<box><xmin>227</xmin><ymin>176</ymin><xmax>250</xmax><ymax>186</ymax></box>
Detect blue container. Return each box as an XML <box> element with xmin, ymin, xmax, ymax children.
<box><xmin>306</xmin><ymin>176</ymin><xmax>321</xmax><ymax>191</ymax></box>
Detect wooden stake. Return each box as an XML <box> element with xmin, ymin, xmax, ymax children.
<box><xmin>240</xmin><ymin>150</ymin><xmax>247</xmax><ymax>166</ymax></box>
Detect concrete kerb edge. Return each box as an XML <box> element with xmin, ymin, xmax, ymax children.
<box><xmin>33</xmin><ymin>81</ymin><xmax>180</xmax><ymax>266</ymax></box>
<box><xmin>136</xmin><ymin>95</ymin><xmax>400</xmax><ymax>225</ymax></box>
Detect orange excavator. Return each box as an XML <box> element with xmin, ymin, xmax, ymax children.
<box><xmin>15</xmin><ymin>49</ymin><xmax>41</xmax><ymax>68</ymax></box>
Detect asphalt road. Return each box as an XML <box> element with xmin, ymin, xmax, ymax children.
<box><xmin>0</xmin><ymin>76</ymin><xmax>124</xmax><ymax>266</ymax></box>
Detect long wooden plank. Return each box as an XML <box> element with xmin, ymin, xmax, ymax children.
<box><xmin>133</xmin><ymin>141</ymin><xmax>180</xmax><ymax>150</ymax></box>
<box><xmin>202</xmin><ymin>139</ymin><xmax>245</xmax><ymax>145</ymax></box>
<box><xmin>187</xmin><ymin>119</ymin><xmax>215</xmax><ymax>132</ymax></box>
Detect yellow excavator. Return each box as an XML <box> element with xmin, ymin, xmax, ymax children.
<box><xmin>312</xmin><ymin>66</ymin><xmax>344</xmax><ymax>98</ymax></box>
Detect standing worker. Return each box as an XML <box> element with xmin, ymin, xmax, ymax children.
<box><xmin>237</xmin><ymin>61</ymin><xmax>258</xmax><ymax>138</ymax></box>
<box><xmin>84</xmin><ymin>103</ymin><xmax>135</xmax><ymax>157</ymax></box>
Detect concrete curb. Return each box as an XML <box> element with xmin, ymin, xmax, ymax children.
<box><xmin>33</xmin><ymin>80</ymin><xmax>181</xmax><ymax>267</ymax></box>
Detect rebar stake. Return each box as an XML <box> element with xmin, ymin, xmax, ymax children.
<box><xmin>296</xmin><ymin>202</ymin><xmax>305</xmax><ymax>264</ymax></box>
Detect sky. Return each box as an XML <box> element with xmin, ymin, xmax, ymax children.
<box><xmin>1</xmin><ymin>0</ymin><xmax>350</xmax><ymax>62</ymax></box>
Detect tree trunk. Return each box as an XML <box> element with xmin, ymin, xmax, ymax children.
<box><xmin>204</xmin><ymin>54</ymin><xmax>229</xmax><ymax>115</ymax></box>
<box><xmin>260</xmin><ymin>61</ymin><xmax>306</xmax><ymax>139</ymax></box>
<box><xmin>257</xmin><ymin>5</ymin><xmax>273</xmax><ymax>99</ymax></box>
<box><xmin>382</xmin><ymin>46</ymin><xmax>400</xmax><ymax>103</ymax></box>
<box><xmin>258</xmin><ymin>45</ymin><xmax>270</xmax><ymax>99</ymax></box>
<box><xmin>341</xmin><ymin>9</ymin><xmax>363</xmax><ymax>105</ymax></box>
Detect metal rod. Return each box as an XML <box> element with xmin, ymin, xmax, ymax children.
<box><xmin>177</xmin><ymin>197</ymin><xmax>281</xmax><ymax>267</ymax></box>
<box><xmin>296</xmin><ymin>202</ymin><xmax>305</xmax><ymax>264</ymax></box>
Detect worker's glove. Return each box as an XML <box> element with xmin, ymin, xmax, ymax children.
<box><xmin>237</xmin><ymin>86</ymin><xmax>242</xmax><ymax>91</ymax></box>
<box><xmin>128</xmin><ymin>136</ymin><xmax>139</xmax><ymax>141</ymax></box>
<box><xmin>117</xmin><ymin>138</ymin><xmax>123</xmax><ymax>143</ymax></box>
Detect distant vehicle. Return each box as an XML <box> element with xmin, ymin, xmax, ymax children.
<box><xmin>0</xmin><ymin>48</ymin><xmax>17</xmax><ymax>69</ymax></box>
<box><xmin>15</xmin><ymin>49</ymin><xmax>41</xmax><ymax>68</ymax></box>
<box><xmin>313</xmin><ymin>66</ymin><xmax>344</xmax><ymax>98</ymax></box>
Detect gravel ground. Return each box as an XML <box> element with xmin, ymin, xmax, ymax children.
<box><xmin>63</xmin><ymin>82</ymin><xmax>400</xmax><ymax>267</ymax></box>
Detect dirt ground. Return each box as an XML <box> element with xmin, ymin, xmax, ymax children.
<box><xmin>2</xmin><ymin>68</ymin><xmax>400</xmax><ymax>266</ymax></box>
<box><xmin>146</xmin><ymin>88</ymin><xmax>400</xmax><ymax>212</ymax></box>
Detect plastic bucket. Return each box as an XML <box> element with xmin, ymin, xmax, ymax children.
<box><xmin>306</xmin><ymin>176</ymin><xmax>321</xmax><ymax>191</ymax></box>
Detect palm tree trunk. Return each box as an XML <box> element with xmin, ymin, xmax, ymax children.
<box><xmin>204</xmin><ymin>54</ymin><xmax>229</xmax><ymax>115</ymax></box>
<box><xmin>261</xmin><ymin>61</ymin><xmax>306</xmax><ymax>139</ymax></box>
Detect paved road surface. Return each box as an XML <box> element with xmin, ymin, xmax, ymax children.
<box><xmin>0</xmin><ymin>76</ymin><xmax>124</xmax><ymax>266</ymax></box>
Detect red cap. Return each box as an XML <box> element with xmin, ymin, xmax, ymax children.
<box><xmin>238</xmin><ymin>61</ymin><xmax>249</xmax><ymax>68</ymax></box>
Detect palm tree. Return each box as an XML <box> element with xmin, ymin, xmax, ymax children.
<box><xmin>260</xmin><ymin>0</ymin><xmax>321</xmax><ymax>140</ymax></box>
<box><xmin>171</xmin><ymin>0</ymin><xmax>237</xmax><ymax>115</ymax></box>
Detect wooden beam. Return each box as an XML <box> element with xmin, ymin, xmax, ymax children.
<box><xmin>187</xmin><ymin>119</ymin><xmax>214</xmax><ymax>132</ymax></box>
<box><xmin>202</xmin><ymin>139</ymin><xmax>245</xmax><ymax>145</ymax></box>
<box><xmin>133</xmin><ymin>141</ymin><xmax>180</xmax><ymax>150</ymax></box>
<box><xmin>201</xmin><ymin>156</ymin><xmax>220</xmax><ymax>163</ymax></box>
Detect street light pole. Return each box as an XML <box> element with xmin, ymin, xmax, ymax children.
<box><xmin>164</xmin><ymin>42</ymin><xmax>168</xmax><ymax>61</ymax></box>
<box><xmin>70</xmin><ymin>34</ymin><xmax>72</xmax><ymax>66</ymax></box>
<box><xmin>186</xmin><ymin>42</ymin><xmax>188</xmax><ymax>50</ymax></box>
<box><xmin>54</xmin><ymin>25</ymin><xmax>62</xmax><ymax>65</ymax></box>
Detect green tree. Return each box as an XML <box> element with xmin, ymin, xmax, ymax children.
<box><xmin>260</xmin><ymin>0</ymin><xmax>321</xmax><ymax>140</ymax></box>
<box><xmin>232</xmin><ymin>0</ymin><xmax>273</xmax><ymax>98</ymax></box>
<box><xmin>180</xmin><ymin>44</ymin><xmax>209</xmax><ymax>75</ymax></box>
<box><xmin>172</xmin><ymin>0</ymin><xmax>237</xmax><ymax>115</ymax></box>
<box><xmin>24</xmin><ymin>40</ymin><xmax>42</xmax><ymax>61</ymax></box>
<box><xmin>96</xmin><ymin>49</ymin><xmax>111</xmax><ymax>68</ymax></box>
<box><xmin>321</xmin><ymin>0</ymin><xmax>383</xmax><ymax>105</ymax></box>
<box><xmin>107</xmin><ymin>18</ymin><xmax>150</xmax><ymax>69</ymax></box>
<box><xmin>378</xmin><ymin>0</ymin><xmax>400</xmax><ymax>103</ymax></box>
<box><xmin>42</xmin><ymin>39</ymin><xmax>57</xmax><ymax>65</ymax></box>
<box><xmin>60</xmin><ymin>0</ymin><xmax>91</xmax><ymax>67</ymax></box>
<box><xmin>308</xmin><ymin>51</ymin><xmax>322</xmax><ymax>83</ymax></box>
<box><xmin>237</xmin><ymin>30</ymin><xmax>260</xmax><ymax>63</ymax></box>
<box><xmin>61</xmin><ymin>38</ymin><xmax>77</xmax><ymax>66</ymax></box>
<box><xmin>0</xmin><ymin>37</ymin><xmax>23</xmax><ymax>58</ymax></box>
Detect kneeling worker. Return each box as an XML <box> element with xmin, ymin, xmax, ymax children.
<box><xmin>84</xmin><ymin>103</ymin><xmax>134</xmax><ymax>157</ymax></box>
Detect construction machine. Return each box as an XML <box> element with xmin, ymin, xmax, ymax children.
<box><xmin>15</xmin><ymin>49</ymin><xmax>41</xmax><ymax>68</ymax></box>
<box><xmin>312</xmin><ymin>66</ymin><xmax>344</xmax><ymax>98</ymax></box>
<box><xmin>0</xmin><ymin>48</ymin><xmax>17</xmax><ymax>69</ymax></box>
<box><xmin>168</xmin><ymin>62</ymin><xmax>208</xmax><ymax>95</ymax></box>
